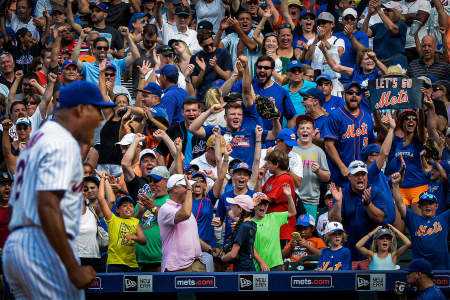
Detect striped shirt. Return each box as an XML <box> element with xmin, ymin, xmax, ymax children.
<box><xmin>406</xmin><ymin>56</ymin><xmax>450</xmax><ymax>80</ymax></box>
<box><xmin>8</xmin><ymin>120</ymin><xmax>84</xmax><ymax>238</ymax></box>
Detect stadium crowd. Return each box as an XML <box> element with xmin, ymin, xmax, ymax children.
<box><xmin>0</xmin><ymin>0</ymin><xmax>449</xmax><ymax>297</ymax></box>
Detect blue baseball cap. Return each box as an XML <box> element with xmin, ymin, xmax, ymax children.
<box><xmin>105</xmin><ymin>62</ymin><xmax>116</xmax><ymax>71</ymax></box>
<box><xmin>296</xmin><ymin>214</ymin><xmax>315</xmax><ymax>227</ymax></box>
<box><xmin>138</xmin><ymin>82</ymin><xmax>162</xmax><ymax>97</ymax></box>
<box><xmin>116</xmin><ymin>195</ymin><xmax>135</xmax><ymax>207</ymax></box>
<box><xmin>345</xmin><ymin>81</ymin><xmax>362</xmax><ymax>92</ymax></box>
<box><xmin>211</xmin><ymin>79</ymin><xmax>224</xmax><ymax>88</ymax></box>
<box><xmin>418</xmin><ymin>191</ymin><xmax>438</xmax><ymax>204</ymax></box>
<box><xmin>183</xmin><ymin>164</ymin><xmax>199</xmax><ymax>173</ymax></box>
<box><xmin>62</xmin><ymin>59</ymin><xmax>77</xmax><ymax>70</ymax></box>
<box><xmin>192</xmin><ymin>171</ymin><xmax>207</xmax><ymax>181</ymax></box>
<box><xmin>286</xmin><ymin>60</ymin><xmax>303</xmax><ymax>71</ymax></box>
<box><xmin>148</xmin><ymin>106</ymin><xmax>167</xmax><ymax>119</ymax></box>
<box><xmin>360</xmin><ymin>144</ymin><xmax>381</xmax><ymax>162</ymax></box>
<box><xmin>300</xmin><ymin>88</ymin><xmax>325</xmax><ymax>103</ymax></box>
<box><xmin>277</xmin><ymin>128</ymin><xmax>299</xmax><ymax>147</ymax></box>
<box><xmin>300</xmin><ymin>9</ymin><xmax>315</xmax><ymax>18</ymax></box>
<box><xmin>89</xmin><ymin>1</ymin><xmax>109</xmax><ymax>13</ymax></box>
<box><xmin>406</xmin><ymin>258</ymin><xmax>432</xmax><ymax>274</ymax></box>
<box><xmin>128</xmin><ymin>12</ymin><xmax>149</xmax><ymax>31</ymax></box>
<box><xmin>156</xmin><ymin>64</ymin><xmax>178</xmax><ymax>79</ymax></box>
<box><xmin>58</xmin><ymin>80</ymin><xmax>116</xmax><ymax>109</ymax></box>
<box><xmin>232</xmin><ymin>162</ymin><xmax>252</xmax><ymax>175</ymax></box>
<box><xmin>316</xmin><ymin>74</ymin><xmax>332</xmax><ymax>83</ymax></box>
<box><xmin>175</xmin><ymin>5</ymin><xmax>190</xmax><ymax>15</ymax></box>
<box><xmin>427</xmin><ymin>161</ymin><xmax>438</xmax><ymax>170</ymax></box>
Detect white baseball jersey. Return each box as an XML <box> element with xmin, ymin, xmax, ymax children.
<box><xmin>8</xmin><ymin>120</ymin><xmax>84</xmax><ymax>238</ymax></box>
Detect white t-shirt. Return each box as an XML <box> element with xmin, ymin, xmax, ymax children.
<box><xmin>310</xmin><ymin>36</ymin><xmax>345</xmax><ymax>72</ymax></box>
<box><xmin>8</xmin><ymin>121</ymin><xmax>84</xmax><ymax>239</ymax></box>
<box><xmin>401</xmin><ymin>0</ymin><xmax>431</xmax><ymax>49</ymax></box>
<box><xmin>73</xmin><ymin>207</ymin><xmax>100</xmax><ymax>258</ymax></box>
<box><xmin>195</xmin><ymin>0</ymin><xmax>225</xmax><ymax>34</ymax></box>
<box><xmin>190</xmin><ymin>153</ymin><xmax>234</xmax><ymax>187</ymax></box>
<box><xmin>10</xmin><ymin>14</ymin><xmax>40</xmax><ymax>40</ymax></box>
<box><xmin>259</xmin><ymin>149</ymin><xmax>303</xmax><ymax>184</ymax></box>
<box><xmin>161</xmin><ymin>23</ymin><xmax>202</xmax><ymax>55</ymax></box>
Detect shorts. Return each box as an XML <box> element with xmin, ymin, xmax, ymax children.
<box><xmin>352</xmin><ymin>259</ymin><xmax>370</xmax><ymax>270</ymax></box>
<box><xmin>399</xmin><ymin>185</ymin><xmax>428</xmax><ymax>206</ymax></box>
<box><xmin>3</xmin><ymin>227</ymin><xmax>83</xmax><ymax>300</ymax></box>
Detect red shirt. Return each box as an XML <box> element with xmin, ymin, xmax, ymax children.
<box><xmin>262</xmin><ymin>173</ymin><xmax>296</xmax><ymax>240</ymax></box>
<box><xmin>0</xmin><ymin>206</ymin><xmax>9</xmax><ymax>248</ymax></box>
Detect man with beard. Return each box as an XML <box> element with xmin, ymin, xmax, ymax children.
<box><xmin>189</xmin><ymin>100</ymin><xmax>281</xmax><ymax>167</ymax></box>
<box><xmin>234</xmin><ymin>55</ymin><xmax>296</xmax><ymax>130</ymax></box>
<box><xmin>190</xmin><ymin>30</ymin><xmax>233</xmax><ymax>101</ymax></box>
<box><xmin>215</xmin><ymin>11</ymin><xmax>260</xmax><ymax>76</ymax></box>
<box><xmin>156</xmin><ymin>98</ymin><xmax>206</xmax><ymax>166</ymax></box>
<box><xmin>328</xmin><ymin>160</ymin><xmax>388</xmax><ymax>270</ymax></box>
<box><xmin>122</xmin><ymin>133</ymin><xmax>158</xmax><ymax>201</ymax></box>
<box><xmin>74</xmin><ymin>26</ymin><xmax>140</xmax><ymax>86</ymax></box>
<box><xmin>323</xmin><ymin>82</ymin><xmax>374</xmax><ymax>186</ymax></box>
<box><xmin>407</xmin><ymin>35</ymin><xmax>450</xmax><ymax>80</ymax></box>
<box><xmin>132</xmin><ymin>24</ymin><xmax>158</xmax><ymax>91</ymax></box>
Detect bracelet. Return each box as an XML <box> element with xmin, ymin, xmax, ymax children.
<box><xmin>255</xmin><ymin>140</ymin><xmax>262</xmax><ymax>143</ymax></box>
<box><xmin>223</xmin><ymin>159</ymin><xmax>229</xmax><ymax>163</ymax></box>
<box><xmin>207</xmin><ymin>247</ymin><xmax>213</xmax><ymax>254</ymax></box>
<box><xmin>139</xmin><ymin>76</ymin><xmax>145</xmax><ymax>79</ymax></box>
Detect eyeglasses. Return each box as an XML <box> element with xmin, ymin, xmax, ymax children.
<box><xmin>404</xmin><ymin>115</ymin><xmax>417</xmax><ymax>121</ymax></box>
<box><xmin>96</xmin><ymin>46</ymin><xmax>108</xmax><ymax>51</ymax></box>
<box><xmin>301</xmin><ymin>16</ymin><xmax>315</xmax><ymax>20</ymax></box>
<box><xmin>288</xmin><ymin>68</ymin><xmax>302</xmax><ymax>74</ymax></box>
<box><xmin>177</xmin><ymin>14</ymin><xmax>189</xmax><ymax>19</ymax></box>
<box><xmin>247</xmin><ymin>0</ymin><xmax>258</xmax><ymax>4</ymax></box>
<box><xmin>256</xmin><ymin>65</ymin><xmax>272</xmax><ymax>70</ymax></box>
<box><xmin>279</xmin><ymin>23</ymin><xmax>292</xmax><ymax>30</ymax></box>
<box><xmin>23</xmin><ymin>83</ymin><xmax>33</xmax><ymax>88</ymax></box>
<box><xmin>105</xmin><ymin>72</ymin><xmax>116</xmax><ymax>77</ymax></box>
<box><xmin>345</xmin><ymin>90</ymin><xmax>361</xmax><ymax>96</ymax></box>
<box><xmin>343</xmin><ymin>16</ymin><xmax>356</xmax><ymax>21</ymax></box>
<box><xmin>423</xmin><ymin>84</ymin><xmax>431</xmax><ymax>89</ymax></box>
<box><xmin>433</xmin><ymin>86</ymin><xmax>444</xmax><ymax>91</ymax></box>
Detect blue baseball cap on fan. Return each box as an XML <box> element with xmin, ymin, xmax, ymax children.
<box><xmin>300</xmin><ymin>88</ymin><xmax>325</xmax><ymax>103</ymax></box>
<box><xmin>62</xmin><ymin>59</ymin><xmax>77</xmax><ymax>70</ymax></box>
<box><xmin>286</xmin><ymin>60</ymin><xmax>303</xmax><ymax>71</ymax></box>
<box><xmin>418</xmin><ymin>191</ymin><xmax>438</xmax><ymax>204</ymax></box>
<box><xmin>156</xmin><ymin>64</ymin><xmax>178</xmax><ymax>79</ymax></box>
<box><xmin>277</xmin><ymin>128</ymin><xmax>299</xmax><ymax>147</ymax></box>
<box><xmin>89</xmin><ymin>1</ymin><xmax>109</xmax><ymax>13</ymax></box>
<box><xmin>58</xmin><ymin>80</ymin><xmax>116</xmax><ymax>109</ymax></box>
<box><xmin>138</xmin><ymin>82</ymin><xmax>162</xmax><ymax>97</ymax></box>
<box><xmin>211</xmin><ymin>79</ymin><xmax>224</xmax><ymax>88</ymax></box>
<box><xmin>360</xmin><ymin>144</ymin><xmax>381</xmax><ymax>162</ymax></box>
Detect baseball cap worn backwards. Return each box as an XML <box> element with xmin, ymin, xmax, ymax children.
<box><xmin>58</xmin><ymin>81</ymin><xmax>116</xmax><ymax>109</ymax></box>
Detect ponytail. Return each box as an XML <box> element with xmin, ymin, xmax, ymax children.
<box><xmin>228</xmin><ymin>209</ymin><xmax>252</xmax><ymax>244</ymax></box>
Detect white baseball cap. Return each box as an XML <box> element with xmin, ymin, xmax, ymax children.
<box><xmin>116</xmin><ymin>133</ymin><xmax>142</xmax><ymax>146</ymax></box>
<box><xmin>16</xmin><ymin>117</ymin><xmax>31</xmax><ymax>127</ymax></box>
<box><xmin>342</xmin><ymin>8</ymin><xmax>357</xmax><ymax>18</ymax></box>
<box><xmin>348</xmin><ymin>160</ymin><xmax>368</xmax><ymax>175</ymax></box>
<box><xmin>382</xmin><ymin>1</ymin><xmax>406</xmax><ymax>14</ymax></box>
<box><xmin>138</xmin><ymin>149</ymin><xmax>156</xmax><ymax>162</ymax></box>
<box><xmin>167</xmin><ymin>174</ymin><xmax>195</xmax><ymax>190</ymax></box>
<box><xmin>325</xmin><ymin>221</ymin><xmax>344</xmax><ymax>234</ymax></box>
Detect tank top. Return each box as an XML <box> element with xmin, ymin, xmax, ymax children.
<box><xmin>369</xmin><ymin>253</ymin><xmax>396</xmax><ymax>270</ymax></box>
<box><xmin>97</xmin><ymin>117</ymin><xmax>122</xmax><ymax>165</ymax></box>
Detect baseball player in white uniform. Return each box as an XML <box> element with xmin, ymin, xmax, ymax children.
<box><xmin>2</xmin><ymin>80</ymin><xmax>116</xmax><ymax>299</ymax></box>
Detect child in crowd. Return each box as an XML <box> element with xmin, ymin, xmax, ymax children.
<box><xmin>356</xmin><ymin>224</ymin><xmax>411</xmax><ymax>270</ymax></box>
<box><xmin>97</xmin><ymin>172</ymin><xmax>146</xmax><ymax>272</ymax></box>
<box><xmin>220</xmin><ymin>195</ymin><xmax>267</xmax><ymax>271</ymax></box>
<box><xmin>316</xmin><ymin>190</ymin><xmax>333</xmax><ymax>236</ymax></box>
<box><xmin>316</xmin><ymin>222</ymin><xmax>352</xmax><ymax>271</ymax></box>
<box><xmin>282</xmin><ymin>214</ymin><xmax>326</xmax><ymax>262</ymax></box>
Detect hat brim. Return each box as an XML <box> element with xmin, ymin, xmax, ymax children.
<box><xmin>175</xmin><ymin>12</ymin><xmax>190</xmax><ymax>16</ymax></box>
<box><xmin>327</xmin><ymin>229</ymin><xmax>344</xmax><ymax>234</ymax></box>
<box><xmin>284</xmin><ymin>139</ymin><xmax>299</xmax><ymax>147</ymax></box>
<box><xmin>16</xmin><ymin>121</ymin><xmax>31</xmax><ymax>126</ymax></box>
<box><xmin>63</xmin><ymin>63</ymin><xmax>77</xmax><ymax>69</ymax></box>
<box><xmin>94</xmin><ymin>101</ymin><xmax>117</xmax><ymax>108</ymax></box>
<box><xmin>233</xmin><ymin>167</ymin><xmax>252</xmax><ymax>175</ymax></box>
<box><xmin>149</xmin><ymin>174</ymin><xmax>165</xmax><ymax>181</ymax></box>
<box><xmin>349</xmin><ymin>167</ymin><xmax>368</xmax><ymax>175</ymax></box>
<box><xmin>296</xmin><ymin>222</ymin><xmax>312</xmax><ymax>227</ymax></box>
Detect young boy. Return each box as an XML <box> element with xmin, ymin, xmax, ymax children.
<box><xmin>420</xmin><ymin>153</ymin><xmax>448</xmax><ymax>215</ymax></box>
<box><xmin>316</xmin><ymin>222</ymin><xmax>352</xmax><ymax>271</ymax></box>
<box><xmin>292</xmin><ymin>115</ymin><xmax>330</xmax><ymax>219</ymax></box>
<box><xmin>317</xmin><ymin>190</ymin><xmax>333</xmax><ymax>236</ymax></box>
<box><xmin>97</xmin><ymin>175</ymin><xmax>146</xmax><ymax>272</ymax></box>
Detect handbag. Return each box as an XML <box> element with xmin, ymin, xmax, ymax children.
<box><xmin>88</xmin><ymin>204</ymin><xmax>109</xmax><ymax>253</ymax></box>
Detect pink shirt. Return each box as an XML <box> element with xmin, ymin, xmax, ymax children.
<box><xmin>158</xmin><ymin>198</ymin><xmax>203</xmax><ymax>271</ymax></box>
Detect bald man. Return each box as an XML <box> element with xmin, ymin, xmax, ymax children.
<box><xmin>407</xmin><ymin>35</ymin><xmax>450</xmax><ymax>80</ymax></box>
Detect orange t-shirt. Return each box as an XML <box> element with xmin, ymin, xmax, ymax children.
<box><xmin>273</xmin><ymin>13</ymin><xmax>299</xmax><ymax>32</ymax></box>
<box><xmin>284</xmin><ymin>237</ymin><xmax>327</xmax><ymax>262</ymax></box>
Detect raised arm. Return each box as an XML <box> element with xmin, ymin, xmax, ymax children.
<box><xmin>1</xmin><ymin>119</ymin><xmax>16</xmax><ymax>175</ymax></box>
<box><xmin>355</xmin><ymin>225</ymin><xmax>380</xmax><ymax>259</ymax></box>
<box><xmin>189</xmin><ymin>104</ymin><xmax>223</xmax><ymax>138</ymax></box>
<box><xmin>121</xmin><ymin>133</ymin><xmax>146</xmax><ymax>182</ymax></box>
<box><xmin>239</xmin><ymin>55</ymin><xmax>255</xmax><ymax>108</ymax></box>
<box><xmin>362</xmin><ymin>187</ymin><xmax>385</xmax><ymax>224</ymax></box>
<box><xmin>65</xmin><ymin>0</ymin><xmax>83</xmax><ymax>34</ymax></box>
<box><xmin>248</xmin><ymin>126</ymin><xmax>263</xmax><ymax>190</ymax></box>
<box><xmin>376</xmin><ymin>112</ymin><xmax>395</xmax><ymax>170</ymax></box>
<box><xmin>95</xmin><ymin>171</ymin><xmax>112</xmax><ymax>220</ymax></box>
<box><xmin>8</xmin><ymin>70</ymin><xmax>23</xmax><ymax>105</ymax></box>
<box><xmin>391</xmin><ymin>172</ymin><xmax>406</xmax><ymax>219</ymax></box>
<box><xmin>282</xmin><ymin>183</ymin><xmax>297</xmax><ymax>218</ymax></box>
<box><xmin>228</xmin><ymin>18</ymin><xmax>257</xmax><ymax>51</ymax></box>
<box><xmin>252</xmin><ymin>9</ymin><xmax>271</xmax><ymax>46</ymax></box>
<box><xmin>328</xmin><ymin>183</ymin><xmax>342</xmax><ymax>222</ymax></box>
<box><xmin>387</xmin><ymin>224</ymin><xmax>411</xmax><ymax>261</ymax></box>
<box><xmin>318</xmin><ymin>42</ymin><xmax>354</xmax><ymax>77</ymax></box>
<box><xmin>265</xmin><ymin>119</ymin><xmax>282</xmax><ymax>141</ymax></box>
<box><xmin>71</xmin><ymin>27</ymin><xmax>91</xmax><ymax>63</ymax></box>
<box><xmin>174</xmin><ymin>176</ymin><xmax>194</xmax><ymax>223</ymax></box>
<box><xmin>280</xmin><ymin>0</ymin><xmax>295</xmax><ymax>29</ymax></box>
<box><xmin>118</xmin><ymin>27</ymin><xmax>141</xmax><ymax>67</ymax></box>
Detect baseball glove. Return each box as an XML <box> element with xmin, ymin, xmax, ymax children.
<box><xmin>255</xmin><ymin>95</ymin><xmax>280</xmax><ymax>120</ymax></box>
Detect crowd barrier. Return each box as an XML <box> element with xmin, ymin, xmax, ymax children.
<box><xmin>87</xmin><ymin>270</ymin><xmax>450</xmax><ymax>294</ymax></box>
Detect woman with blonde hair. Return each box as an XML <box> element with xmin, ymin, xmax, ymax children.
<box><xmin>204</xmin><ymin>87</ymin><xmax>226</xmax><ymax>127</ymax></box>
<box><xmin>356</xmin><ymin>224</ymin><xmax>411</xmax><ymax>270</ymax></box>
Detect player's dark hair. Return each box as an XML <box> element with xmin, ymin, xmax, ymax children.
<box><xmin>265</xmin><ymin>149</ymin><xmax>289</xmax><ymax>171</ymax></box>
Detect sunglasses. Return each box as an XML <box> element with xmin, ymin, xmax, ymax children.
<box><xmin>105</xmin><ymin>72</ymin><xmax>116</xmax><ymax>77</ymax></box>
<box><xmin>247</xmin><ymin>0</ymin><xmax>259</xmax><ymax>4</ymax></box>
<box><xmin>193</xmin><ymin>177</ymin><xmax>206</xmax><ymax>183</ymax></box>
<box><xmin>177</xmin><ymin>14</ymin><xmax>189</xmax><ymax>19</ymax></box>
<box><xmin>304</xmin><ymin>74</ymin><xmax>314</xmax><ymax>79</ymax></box>
<box><xmin>345</xmin><ymin>90</ymin><xmax>361</xmax><ymax>96</ymax></box>
<box><xmin>404</xmin><ymin>115</ymin><xmax>417</xmax><ymax>121</ymax></box>
<box><xmin>343</xmin><ymin>16</ymin><xmax>356</xmax><ymax>21</ymax></box>
<box><xmin>433</xmin><ymin>86</ymin><xmax>444</xmax><ymax>91</ymax></box>
<box><xmin>201</xmin><ymin>42</ymin><xmax>214</xmax><ymax>49</ymax></box>
<box><xmin>264</xmin><ymin>32</ymin><xmax>278</xmax><ymax>38</ymax></box>
<box><xmin>317</xmin><ymin>81</ymin><xmax>331</xmax><ymax>86</ymax></box>
<box><xmin>288</xmin><ymin>68</ymin><xmax>302</xmax><ymax>74</ymax></box>
<box><xmin>139</xmin><ymin>18</ymin><xmax>150</xmax><ymax>24</ymax></box>
<box><xmin>96</xmin><ymin>46</ymin><xmax>108</xmax><ymax>51</ymax></box>
<box><xmin>256</xmin><ymin>65</ymin><xmax>272</xmax><ymax>70</ymax></box>
<box><xmin>279</xmin><ymin>23</ymin><xmax>292</xmax><ymax>29</ymax></box>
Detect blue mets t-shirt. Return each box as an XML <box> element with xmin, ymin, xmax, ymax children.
<box><xmin>405</xmin><ymin>208</ymin><xmax>450</xmax><ymax>270</ymax></box>
<box><xmin>317</xmin><ymin>247</ymin><xmax>352</xmax><ymax>271</ymax></box>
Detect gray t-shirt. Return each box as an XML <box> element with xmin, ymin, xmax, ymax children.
<box><xmin>292</xmin><ymin>144</ymin><xmax>329</xmax><ymax>205</ymax></box>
